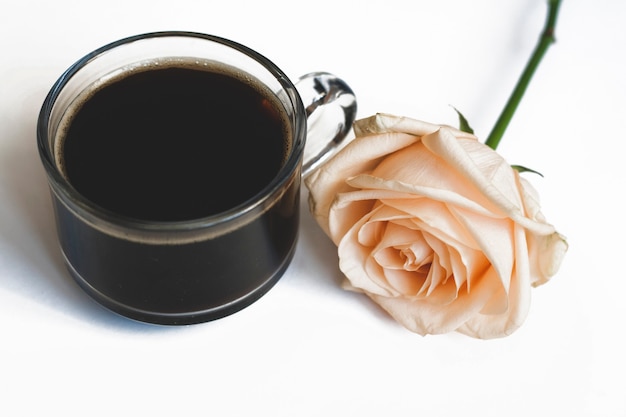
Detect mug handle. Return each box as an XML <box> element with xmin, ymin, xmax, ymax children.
<box><xmin>295</xmin><ymin>72</ymin><xmax>357</xmax><ymax>177</ymax></box>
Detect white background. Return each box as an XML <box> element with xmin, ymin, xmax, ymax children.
<box><xmin>1</xmin><ymin>0</ymin><xmax>624</xmax><ymax>415</ymax></box>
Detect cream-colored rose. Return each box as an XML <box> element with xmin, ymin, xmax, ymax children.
<box><xmin>305</xmin><ymin>113</ymin><xmax>567</xmax><ymax>339</ymax></box>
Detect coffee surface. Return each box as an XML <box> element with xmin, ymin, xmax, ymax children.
<box><xmin>60</xmin><ymin>63</ymin><xmax>290</xmax><ymax>221</ymax></box>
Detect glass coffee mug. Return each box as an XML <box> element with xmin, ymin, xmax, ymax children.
<box><xmin>37</xmin><ymin>31</ymin><xmax>356</xmax><ymax>325</ymax></box>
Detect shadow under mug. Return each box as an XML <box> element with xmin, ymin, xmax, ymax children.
<box><xmin>37</xmin><ymin>31</ymin><xmax>356</xmax><ymax>325</ymax></box>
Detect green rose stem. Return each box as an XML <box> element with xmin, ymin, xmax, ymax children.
<box><xmin>484</xmin><ymin>0</ymin><xmax>563</xmax><ymax>150</ymax></box>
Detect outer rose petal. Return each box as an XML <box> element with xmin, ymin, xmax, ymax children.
<box><xmin>306</xmin><ymin>131</ymin><xmax>420</xmax><ymax>241</ymax></box>
<box><xmin>422</xmin><ymin>127</ymin><xmax>555</xmax><ymax>236</ymax></box>
<box><xmin>527</xmin><ymin>231</ymin><xmax>568</xmax><ymax>287</ymax></box>
<box><xmin>516</xmin><ymin>175</ymin><xmax>568</xmax><ymax>285</ymax></box>
<box><xmin>305</xmin><ymin>113</ymin><xmax>567</xmax><ymax>339</ymax></box>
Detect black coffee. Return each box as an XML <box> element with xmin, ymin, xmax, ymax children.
<box><xmin>49</xmin><ymin>59</ymin><xmax>301</xmax><ymax>324</ymax></box>
<box><xmin>58</xmin><ymin>61</ymin><xmax>291</xmax><ymax>221</ymax></box>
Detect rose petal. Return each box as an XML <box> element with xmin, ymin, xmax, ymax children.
<box><xmin>372</xmin><ymin>223</ymin><xmax>431</xmax><ymax>271</ymax></box>
<box><xmin>449</xmin><ymin>205</ymin><xmax>515</xmax><ymax>293</ymax></box>
<box><xmin>373</xmin><ymin>223</ymin><xmax>433</xmax><ymax>296</ymax></box>
<box><xmin>353</xmin><ymin>113</ymin><xmax>443</xmax><ymax>138</ymax></box>
<box><xmin>367</xmin><ymin>264</ymin><xmax>505</xmax><ymax>336</ymax></box>
<box><xmin>422</xmin><ymin>127</ymin><xmax>555</xmax><ymax>235</ymax></box>
<box><xmin>346</xmin><ymin>174</ymin><xmax>498</xmax><ymax>220</ymax></box>
<box><xmin>337</xmin><ymin>205</ymin><xmax>398</xmax><ymax>296</ymax></box>
<box><xmin>421</xmin><ymin>260</ymin><xmax>458</xmax><ymax>304</ymax></box>
<box><xmin>457</xmin><ymin>223</ymin><xmax>532</xmax><ymax>338</ymax></box>
<box><xmin>378</xmin><ymin>199</ymin><xmax>492</xmax><ymax>298</ymax></box>
<box><xmin>528</xmin><ymin>231</ymin><xmax>568</xmax><ymax>286</ymax></box>
<box><xmin>371</xmin><ymin>141</ymin><xmax>490</xmax><ymax>208</ymax></box>
<box><xmin>382</xmin><ymin>198</ymin><xmax>480</xmax><ymax>250</ymax></box>
<box><xmin>306</xmin><ymin>131</ymin><xmax>419</xmax><ymax>238</ymax></box>
<box><xmin>384</xmin><ymin>268</ymin><xmax>427</xmax><ymax>295</ymax></box>
<box><xmin>357</xmin><ymin>208</ymin><xmax>387</xmax><ymax>247</ymax></box>
<box><xmin>354</xmin><ymin>113</ymin><xmax>474</xmax><ymax>140</ymax></box>
<box><xmin>517</xmin><ymin>175</ymin><xmax>546</xmax><ymax>222</ymax></box>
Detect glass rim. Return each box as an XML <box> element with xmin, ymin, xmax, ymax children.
<box><xmin>37</xmin><ymin>31</ymin><xmax>307</xmax><ymax>236</ymax></box>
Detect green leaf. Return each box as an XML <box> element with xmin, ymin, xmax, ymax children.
<box><xmin>451</xmin><ymin>106</ymin><xmax>474</xmax><ymax>134</ymax></box>
<box><xmin>511</xmin><ymin>164</ymin><xmax>544</xmax><ymax>177</ymax></box>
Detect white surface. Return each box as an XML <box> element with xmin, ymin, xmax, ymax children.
<box><xmin>1</xmin><ymin>0</ymin><xmax>624</xmax><ymax>415</ymax></box>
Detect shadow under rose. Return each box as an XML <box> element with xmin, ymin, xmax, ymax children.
<box><xmin>294</xmin><ymin>188</ymin><xmax>399</xmax><ymax>327</ymax></box>
<box><xmin>294</xmin><ymin>189</ymin><xmax>345</xmax><ymax>288</ymax></box>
